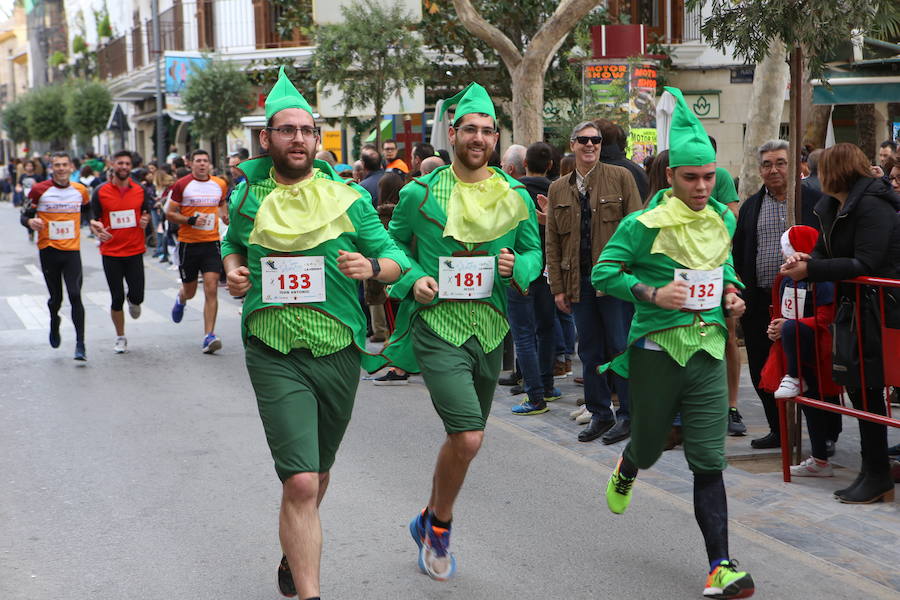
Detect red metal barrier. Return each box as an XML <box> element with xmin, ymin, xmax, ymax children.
<box><xmin>778</xmin><ymin>276</ymin><xmax>900</xmax><ymax>482</ymax></box>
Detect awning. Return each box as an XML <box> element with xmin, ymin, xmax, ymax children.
<box><xmin>364</xmin><ymin>118</ymin><xmax>393</xmax><ymax>143</ymax></box>
<box><xmin>812</xmin><ymin>75</ymin><xmax>900</xmax><ymax>105</ymax></box>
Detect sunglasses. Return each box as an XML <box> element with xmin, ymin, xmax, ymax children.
<box><xmin>572</xmin><ymin>135</ymin><xmax>602</xmax><ymax>145</ymax></box>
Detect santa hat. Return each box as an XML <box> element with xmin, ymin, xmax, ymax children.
<box><xmin>780</xmin><ymin>225</ymin><xmax>819</xmax><ymax>257</ymax></box>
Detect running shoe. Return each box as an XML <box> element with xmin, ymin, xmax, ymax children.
<box><xmin>703</xmin><ymin>559</ymin><xmax>755</xmax><ymax>599</ymax></box>
<box><xmin>277</xmin><ymin>554</ymin><xmax>296</xmax><ymax>597</ymax></box>
<box><xmin>790</xmin><ymin>456</ymin><xmax>833</xmax><ymax>477</ymax></box>
<box><xmin>417</xmin><ymin>513</ymin><xmax>457</xmax><ymax>581</ymax></box>
<box><xmin>575</xmin><ymin>408</ymin><xmax>593</xmax><ymax>425</ymax></box>
<box><xmin>605</xmin><ymin>456</ymin><xmax>635</xmax><ymax>514</ymax></box>
<box><xmin>49</xmin><ymin>315</ymin><xmax>61</xmax><ymax>348</ymax></box>
<box><xmin>202</xmin><ymin>333</ymin><xmax>222</xmax><ymax>354</ymax></box>
<box><xmin>570</xmin><ymin>405</ymin><xmax>587</xmax><ymax>420</ymax></box>
<box><xmin>114</xmin><ymin>336</ymin><xmax>128</xmax><ymax>354</ymax></box>
<box><xmin>727</xmin><ymin>408</ymin><xmax>747</xmax><ymax>436</ymax></box>
<box><xmin>74</xmin><ymin>342</ymin><xmax>87</xmax><ymax>362</ymax></box>
<box><xmin>544</xmin><ymin>387</ymin><xmax>562</xmax><ymax>402</ymax></box>
<box><xmin>171</xmin><ymin>294</ymin><xmax>185</xmax><ymax>323</ymax></box>
<box><xmin>511</xmin><ymin>399</ymin><xmax>549</xmax><ymax>415</ymax></box>
<box><xmin>373</xmin><ymin>369</ymin><xmax>409</xmax><ymax>385</ymax></box>
<box><xmin>128</xmin><ymin>300</ymin><xmax>141</xmax><ymax>319</ymax></box>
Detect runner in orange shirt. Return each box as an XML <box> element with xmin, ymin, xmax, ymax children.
<box><xmin>89</xmin><ymin>150</ymin><xmax>154</xmax><ymax>353</ymax></box>
<box><xmin>164</xmin><ymin>149</ymin><xmax>229</xmax><ymax>353</ymax></box>
<box><xmin>20</xmin><ymin>152</ymin><xmax>90</xmax><ymax>360</ymax></box>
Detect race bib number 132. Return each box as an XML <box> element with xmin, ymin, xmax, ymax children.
<box><xmin>261</xmin><ymin>256</ymin><xmax>326</xmax><ymax>303</ymax></box>
<box><xmin>674</xmin><ymin>267</ymin><xmax>723</xmax><ymax>311</ymax></box>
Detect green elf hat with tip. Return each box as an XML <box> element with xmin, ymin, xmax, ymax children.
<box><xmin>665</xmin><ymin>86</ymin><xmax>716</xmax><ymax>168</ymax></box>
<box><xmin>437</xmin><ymin>82</ymin><xmax>496</xmax><ymax>125</ymax></box>
<box><xmin>265</xmin><ymin>66</ymin><xmax>314</xmax><ymax>121</ymax></box>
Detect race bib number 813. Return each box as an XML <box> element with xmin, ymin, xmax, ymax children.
<box><xmin>261</xmin><ymin>256</ymin><xmax>326</xmax><ymax>303</ymax></box>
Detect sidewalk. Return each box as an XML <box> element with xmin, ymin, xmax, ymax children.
<box><xmin>488</xmin><ymin>356</ymin><xmax>900</xmax><ymax>593</ymax></box>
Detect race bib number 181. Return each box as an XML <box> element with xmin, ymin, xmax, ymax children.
<box><xmin>261</xmin><ymin>256</ymin><xmax>326</xmax><ymax>303</ymax></box>
<box><xmin>438</xmin><ymin>256</ymin><xmax>495</xmax><ymax>299</ymax></box>
<box><xmin>674</xmin><ymin>267</ymin><xmax>723</xmax><ymax>311</ymax></box>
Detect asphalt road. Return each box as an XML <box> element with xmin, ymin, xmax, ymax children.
<box><xmin>0</xmin><ymin>202</ymin><xmax>895</xmax><ymax>600</ymax></box>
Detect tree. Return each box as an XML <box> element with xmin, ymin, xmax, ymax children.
<box><xmin>448</xmin><ymin>0</ymin><xmax>605</xmax><ymax>144</ymax></box>
<box><xmin>311</xmin><ymin>1</ymin><xmax>428</xmax><ymax>150</ymax></box>
<box><xmin>24</xmin><ymin>85</ymin><xmax>72</xmax><ymax>147</ymax></box>
<box><xmin>3</xmin><ymin>97</ymin><xmax>31</xmax><ymax>146</ymax></box>
<box><xmin>65</xmin><ymin>80</ymin><xmax>113</xmax><ymax>148</ymax></box>
<box><xmin>181</xmin><ymin>59</ymin><xmax>255</xmax><ymax>167</ymax></box>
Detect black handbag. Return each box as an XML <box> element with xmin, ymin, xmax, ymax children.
<box><xmin>831</xmin><ymin>287</ymin><xmax>885</xmax><ymax>389</ymax></box>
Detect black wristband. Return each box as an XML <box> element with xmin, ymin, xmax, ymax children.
<box><xmin>368</xmin><ymin>257</ymin><xmax>381</xmax><ymax>278</ymax></box>
<box><xmin>187</xmin><ymin>215</ymin><xmax>198</xmax><ymax>226</ymax></box>
<box><xmin>651</xmin><ymin>287</ymin><xmax>658</xmax><ymax>304</ymax></box>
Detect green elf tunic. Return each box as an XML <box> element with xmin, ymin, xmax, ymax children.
<box><xmin>381</xmin><ymin>164</ymin><xmax>543</xmax><ymax>373</ymax></box>
<box><xmin>222</xmin><ymin>156</ymin><xmax>410</xmax><ymax>372</ymax></box>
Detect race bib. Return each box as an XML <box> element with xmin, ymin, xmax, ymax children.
<box><xmin>438</xmin><ymin>256</ymin><xmax>495</xmax><ymax>299</ymax></box>
<box><xmin>48</xmin><ymin>220</ymin><xmax>76</xmax><ymax>240</ymax></box>
<box><xmin>109</xmin><ymin>209</ymin><xmax>137</xmax><ymax>230</ymax></box>
<box><xmin>192</xmin><ymin>212</ymin><xmax>216</xmax><ymax>231</ymax></box>
<box><xmin>261</xmin><ymin>256</ymin><xmax>326</xmax><ymax>303</ymax></box>
<box><xmin>674</xmin><ymin>267</ymin><xmax>723</xmax><ymax>311</ymax></box>
<box><xmin>781</xmin><ymin>285</ymin><xmax>807</xmax><ymax>319</ymax></box>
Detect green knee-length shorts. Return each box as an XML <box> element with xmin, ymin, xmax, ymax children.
<box><xmin>245</xmin><ymin>336</ymin><xmax>361</xmax><ymax>481</ymax></box>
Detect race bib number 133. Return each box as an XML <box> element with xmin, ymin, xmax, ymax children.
<box><xmin>261</xmin><ymin>256</ymin><xmax>326</xmax><ymax>303</ymax></box>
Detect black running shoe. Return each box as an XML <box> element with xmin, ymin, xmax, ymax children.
<box><xmin>277</xmin><ymin>554</ymin><xmax>296</xmax><ymax>597</ymax></box>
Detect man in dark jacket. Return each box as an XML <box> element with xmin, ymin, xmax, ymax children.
<box><xmin>733</xmin><ymin>139</ymin><xmax>820</xmax><ymax>449</ymax></box>
<box><xmin>596</xmin><ymin>118</ymin><xmax>649</xmax><ymax>201</ymax></box>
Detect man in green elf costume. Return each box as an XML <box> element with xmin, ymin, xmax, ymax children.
<box><xmin>380</xmin><ymin>82</ymin><xmax>542</xmax><ymax>580</ymax></box>
<box><xmin>222</xmin><ymin>67</ymin><xmax>409</xmax><ymax>600</ymax></box>
<box><xmin>593</xmin><ymin>87</ymin><xmax>755</xmax><ymax>599</ymax></box>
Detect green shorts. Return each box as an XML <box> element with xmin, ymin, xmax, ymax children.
<box><xmin>245</xmin><ymin>336</ymin><xmax>360</xmax><ymax>481</ymax></box>
<box><xmin>412</xmin><ymin>318</ymin><xmax>503</xmax><ymax>433</ymax></box>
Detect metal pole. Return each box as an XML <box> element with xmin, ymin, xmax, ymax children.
<box><xmin>791</xmin><ymin>46</ymin><xmax>803</xmax><ymax>226</ymax></box>
<box><xmin>151</xmin><ymin>0</ymin><xmax>165</xmax><ymax>162</ymax></box>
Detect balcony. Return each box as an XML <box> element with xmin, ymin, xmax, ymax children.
<box><xmin>97</xmin><ymin>35</ymin><xmax>127</xmax><ymax>80</ymax></box>
<box><xmin>158</xmin><ymin>1</ymin><xmax>186</xmax><ymax>52</ymax></box>
<box><xmin>253</xmin><ymin>0</ymin><xmax>311</xmax><ymax>50</ymax></box>
<box><xmin>132</xmin><ymin>24</ymin><xmax>144</xmax><ymax>69</ymax></box>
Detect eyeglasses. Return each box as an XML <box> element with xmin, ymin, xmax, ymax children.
<box><xmin>266</xmin><ymin>125</ymin><xmax>320</xmax><ymax>141</ymax></box>
<box><xmin>572</xmin><ymin>136</ymin><xmax>602</xmax><ymax>145</ymax></box>
<box><xmin>761</xmin><ymin>160</ymin><xmax>788</xmax><ymax>171</ymax></box>
<box><xmin>890</xmin><ymin>175</ymin><xmax>900</xmax><ymax>183</ymax></box>
<box><xmin>454</xmin><ymin>125</ymin><xmax>498</xmax><ymax>138</ymax></box>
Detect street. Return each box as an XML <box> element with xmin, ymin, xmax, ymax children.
<box><xmin>1</xmin><ymin>202</ymin><xmax>898</xmax><ymax>600</ymax></box>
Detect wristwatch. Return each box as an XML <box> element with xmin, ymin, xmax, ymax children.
<box><xmin>368</xmin><ymin>257</ymin><xmax>381</xmax><ymax>278</ymax></box>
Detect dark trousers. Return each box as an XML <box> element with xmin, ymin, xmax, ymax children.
<box><xmin>507</xmin><ymin>276</ymin><xmax>556</xmax><ymax>402</ymax></box>
<box><xmin>102</xmin><ymin>253</ymin><xmax>145</xmax><ymax>311</ymax></box>
<box><xmin>39</xmin><ymin>247</ymin><xmax>85</xmax><ymax>343</ymax></box>
<box><xmin>572</xmin><ymin>275</ymin><xmax>629</xmax><ymax>421</ymax></box>
<box><xmin>848</xmin><ymin>387</ymin><xmax>890</xmax><ymax>476</ymax></box>
<box><xmin>740</xmin><ymin>286</ymin><xmax>778</xmax><ymax>435</ymax></box>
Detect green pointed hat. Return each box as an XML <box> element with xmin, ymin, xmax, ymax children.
<box><xmin>265</xmin><ymin>66</ymin><xmax>314</xmax><ymax>121</ymax></box>
<box><xmin>665</xmin><ymin>86</ymin><xmax>716</xmax><ymax>168</ymax></box>
<box><xmin>437</xmin><ymin>82</ymin><xmax>496</xmax><ymax>125</ymax></box>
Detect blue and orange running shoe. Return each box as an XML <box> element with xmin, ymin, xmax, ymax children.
<box><xmin>409</xmin><ymin>509</ymin><xmax>457</xmax><ymax>580</ymax></box>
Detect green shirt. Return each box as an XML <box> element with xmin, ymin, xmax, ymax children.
<box><xmin>244</xmin><ymin>170</ymin><xmax>354</xmax><ymax>356</ymax></box>
<box><xmin>419</xmin><ymin>168</ymin><xmax>509</xmax><ymax>352</ymax></box>
<box><xmin>646</xmin><ymin>321</ymin><xmax>728</xmax><ymax>366</ymax></box>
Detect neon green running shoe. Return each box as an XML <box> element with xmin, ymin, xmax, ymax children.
<box><xmin>605</xmin><ymin>456</ymin><xmax>635</xmax><ymax>514</ymax></box>
<box><xmin>703</xmin><ymin>559</ymin><xmax>755</xmax><ymax>599</ymax></box>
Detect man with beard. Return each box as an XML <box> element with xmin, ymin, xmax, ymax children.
<box><xmin>89</xmin><ymin>150</ymin><xmax>154</xmax><ymax>353</ymax></box>
<box><xmin>221</xmin><ymin>67</ymin><xmax>408</xmax><ymax>600</ymax></box>
<box><xmin>380</xmin><ymin>82</ymin><xmax>542</xmax><ymax>580</ymax></box>
<box><xmin>165</xmin><ymin>149</ymin><xmax>229</xmax><ymax>353</ymax></box>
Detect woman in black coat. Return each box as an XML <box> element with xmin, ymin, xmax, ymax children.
<box><xmin>781</xmin><ymin>142</ymin><xmax>900</xmax><ymax>504</ymax></box>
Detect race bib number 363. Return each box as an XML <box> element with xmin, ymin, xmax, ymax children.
<box><xmin>48</xmin><ymin>220</ymin><xmax>76</xmax><ymax>240</ymax></box>
<box><xmin>438</xmin><ymin>256</ymin><xmax>495</xmax><ymax>299</ymax></box>
<box><xmin>261</xmin><ymin>256</ymin><xmax>326</xmax><ymax>303</ymax></box>
<box><xmin>674</xmin><ymin>267</ymin><xmax>723</xmax><ymax>311</ymax></box>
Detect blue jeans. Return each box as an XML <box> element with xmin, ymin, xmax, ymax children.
<box><xmin>554</xmin><ymin>309</ymin><xmax>576</xmax><ymax>357</ymax></box>
<box><xmin>572</xmin><ymin>275</ymin><xmax>630</xmax><ymax>421</ymax></box>
<box><xmin>151</xmin><ymin>209</ymin><xmax>167</xmax><ymax>258</ymax></box>
<box><xmin>507</xmin><ymin>276</ymin><xmax>556</xmax><ymax>403</ymax></box>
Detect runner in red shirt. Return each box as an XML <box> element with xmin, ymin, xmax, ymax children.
<box><xmin>89</xmin><ymin>151</ymin><xmax>153</xmax><ymax>353</ymax></box>
<box><xmin>164</xmin><ymin>149</ymin><xmax>229</xmax><ymax>353</ymax></box>
<box><xmin>20</xmin><ymin>152</ymin><xmax>90</xmax><ymax>360</ymax></box>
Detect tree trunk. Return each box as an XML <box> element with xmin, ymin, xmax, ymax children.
<box><xmin>510</xmin><ymin>64</ymin><xmax>545</xmax><ymax>145</ymax></box>
<box><xmin>738</xmin><ymin>39</ymin><xmax>790</xmax><ymax>202</ymax></box>
<box><xmin>855</xmin><ymin>103</ymin><xmax>876</xmax><ymax>162</ymax></box>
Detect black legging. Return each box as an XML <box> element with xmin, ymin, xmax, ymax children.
<box><xmin>39</xmin><ymin>247</ymin><xmax>85</xmax><ymax>343</ymax></box>
<box><xmin>101</xmin><ymin>254</ymin><xmax>145</xmax><ymax>311</ymax></box>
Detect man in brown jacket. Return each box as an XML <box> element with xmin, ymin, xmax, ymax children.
<box><xmin>545</xmin><ymin>120</ymin><xmax>642</xmax><ymax>443</ymax></box>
